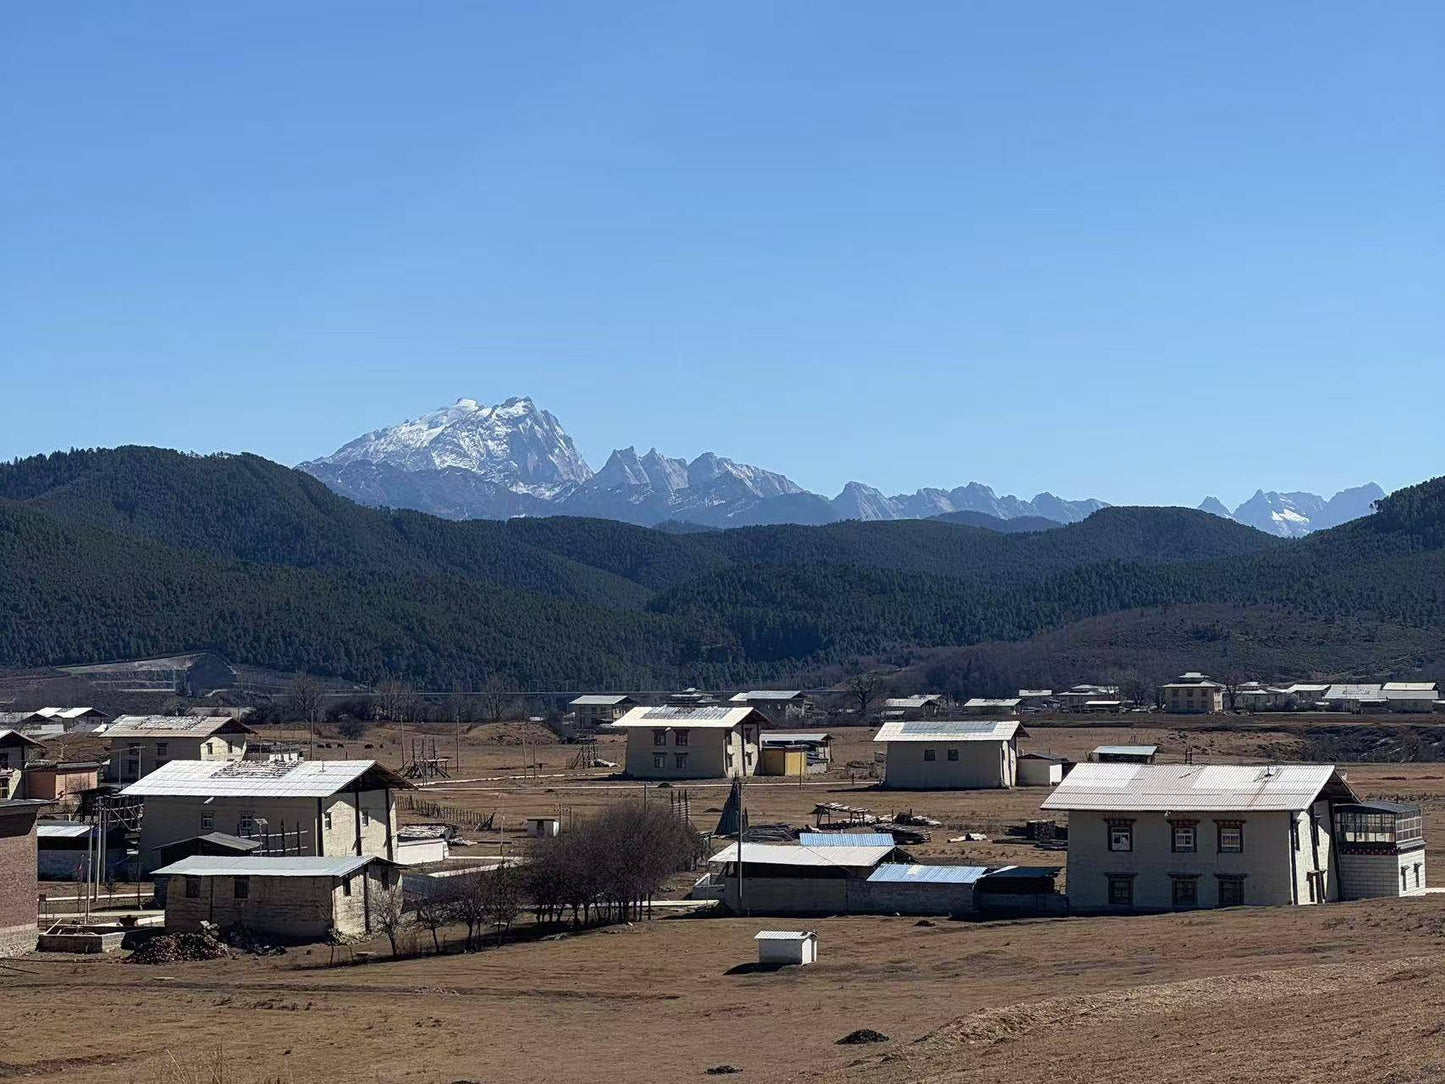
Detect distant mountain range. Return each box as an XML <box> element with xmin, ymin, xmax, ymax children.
<box><xmin>299</xmin><ymin>395</ymin><xmax>1383</xmax><ymax>535</ymax></box>
<box><xmin>1197</xmin><ymin>485</ymin><xmax>1385</xmax><ymax>538</ymax></box>
<box><xmin>299</xmin><ymin>396</ymin><xmax>1105</xmax><ymax>529</ymax></box>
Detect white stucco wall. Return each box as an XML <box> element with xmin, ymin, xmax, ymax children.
<box><xmin>882</xmin><ymin>738</ymin><xmax>1016</xmax><ymax>789</ymax></box>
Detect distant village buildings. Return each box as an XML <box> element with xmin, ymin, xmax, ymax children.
<box><xmin>567</xmin><ymin>695</ymin><xmax>639</xmax><ymax>730</ymax></box>
<box><xmin>727</xmin><ymin>690</ymin><xmax>814</xmax><ymax>726</ymax></box>
<box><xmin>1159</xmin><ymin>672</ymin><xmax>1226</xmax><ymax>714</ymax></box>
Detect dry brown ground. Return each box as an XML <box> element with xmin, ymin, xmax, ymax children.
<box><xmin>9</xmin><ymin>718</ymin><xmax>1445</xmax><ymax>1083</ymax></box>
<box><xmin>4</xmin><ymin>898</ymin><xmax>1445</xmax><ymax>1084</ymax></box>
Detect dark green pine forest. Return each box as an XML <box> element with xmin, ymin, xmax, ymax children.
<box><xmin>2</xmin><ymin>447</ymin><xmax>1444</xmax><ymax>691</ymax></box>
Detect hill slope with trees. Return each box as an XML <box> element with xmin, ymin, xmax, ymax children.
<box><xmin>1</xmin><ymin>447</ymin><xmax>1440</xmax><ymax>689</ymax></box>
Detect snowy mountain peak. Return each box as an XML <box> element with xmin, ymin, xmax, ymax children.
<box><xmin>1198</xmin><ymin>484</ymin><xmax>1385</xmax><ymax>537</ymax></box>
<box><xmin>303</xmin><ymin>395</ymin><xmax>593</xmax><ymax>498</ymax></box>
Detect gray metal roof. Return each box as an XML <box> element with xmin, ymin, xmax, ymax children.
<box><xmin>882</xmin><ymin>695</ymin><xmax>943</xmax><ymax>708</ymax></box>
<box><xmin>613</xmin><ymin>705</ymin><xmax>757</xmax><ymax>729</ymax></box>
<box><xmin>151</xmin><ymin>855</ymin><xmax>378</xmax><ymax>878</ymax></box>
<box><xmin>754</xmin><ymin>930</ymin><xmax>815</xmax><ymax>941</ymax></box>
<box><xmin>867</xmin><ymin>863</ymin><xmax>991</xmax><ymax>885</ymax></box>
<box><xmin>798</xmin><ymin>832</ymin><xmax>894</xmax><ymax>848</ymax></box>
<box><xmin>1092</xmin><ymin>745</ymin><xmax>1158</xmax><ymax>756</ymax></box>
<box><xmin>1322</xmin><ymin>684</ymin><xmax>1386</xmax><ymax>701</ymax></box>
<box><xmin>760</xmin><ymin>732</ymin><xmax>831</xmax><ymax>745</ymax></box>
<box><xmin>1042</xmin><ymin>763</ymin><xmax>1354</xmax><ymax>813</ymax></box>
<box><xmin>964</xmin><ymin>698</ymin><xmax>1022</xmax><ymax>708</ymax></box>
<box><xmin>873</xmin><ymin>720</ymin><xmax>1023</xmax><ymax>743</ymax></box>
<box><xmin>568</xmin><ymin>695</ymin><xmax>635</xmax><ymax>707</ymax></box>
<box><xmin>707</xmin><ymin>842</ymin><xmax>893</xmax><ymax>869</ymax></box>
<box><xmin>1383</xmin><ymin>682</ymin><xmax>1437</xmax><ymax>692</ymax></box>
<box><xmin>729</xmin><ymin>690</ymin><xmax>806</xmax><ymax>701</ymax></box>
<box><xmin>121</xmin><ymin>759</ymin><xmax>405</xmax><ymax>798</ymax></box>
<box><xmin>106</xmin><ymin>715</ymin><xmax>252</xmax><ymax>738</ymax></box>
<box><xmin>37</xmin><ymin>822</ymin><xmax>92</xmax><ymax>839</ymax></box>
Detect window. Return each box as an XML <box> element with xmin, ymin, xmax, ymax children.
<box><xmin>185</xmin><ymin>877</ymin><xmax>201</xmax><ymax>899</ymax></box>
<box><xmin>1217</xmin><ymin>876</ymin><xmax>1245</xmax><ymax>907</ymax></box>
<box><xmin>233</xmin><ymin>876</ymin><xmax>250</xmax><ymax>900</ymax></box>
<box><xmin>1402</xmin><ymin>868</ymin><xmax>1408</xmax><ymax>893</ymax></box>
<box><xmin>674</xmin><ymin>752</ymin><xmax>689</xmax><ymax>771</ymax></box>
<box><xmin>341</xmin><ymin>875</ymin><xmax>352</xmax><ymax>897</ymax></box>
<box><xmin>1290</xmin><ymin>819</ymin><xmax>1299</xmax><ymax>851</ymax></box>
<box><xmin>1170</xmin><ymin>821</ymin><xmax>1197</xmax><ymax>853</ymax></box>
<box><xmin>156</xmin><ymin>742</ymin><xmax>168</xmax><ymax>758</ymax></box>
<box><xmin>946</xmin><ymin>748</ymin><xmax>959</xmax><ymax>762</ymax></box>
<box><xmin>1171</xmin><ymin>875</ymin><xmax>1199</xmax><ymax>909</ymax></box>
<box><xmin>923</xmin><ymin>748</ymin><xmax>936</xmax><ymax>762</ymax></box>
<box><xmin>1217</xmin><ymin>822</ymin><xmax>1244</xmax><ymax>853</ymax></box>
<box><xmin>1108</xmin><ymin>820</ymin><xmax>1133</xmax><ymax>852</ymax></box>
<box><xmin>324</xmin><ymin>810</ymin><xmax>333</xmax><ymax>830</ymax></box>
<box><xmin>200</xmin><ymin>812</ymin><xmax>214</xmax><ymax>831</ymax></box>
<box><xmin>652</xmin><ymin>729</ymin><xmax>667</xmax><ymax>747</ymax></box>
<box><xmin>203</xmin><ymin>742</ymin><xmax>213</xmax><ymax>755</ymax></box>
<box><xmin>674</xmin><ymin>729</ymin><xmax>689</xmax><ymax>747</ymax></box>
<box><xmin>1414</xmin><ymin>863</ymin><xmax>1422</xmax><ymax>889</ymax></box>
<box><xmin>652</xmin><ymin>752</ymin><xmax>666</xmax><ymax>769</ymax></box>
<box><xmin>1107</xmin><ymin>875</ymin><xmax>1133</xmax><ymax>907</ymax></box>
<box><xmin>238</xmin><ymin>813</ymin><xmax>257</xmax><ymax>836</ymax></box>
<box><xmin>361</xmin><ymin>808</ymin><xmax>370</xmax><ymax>829</ymax></box>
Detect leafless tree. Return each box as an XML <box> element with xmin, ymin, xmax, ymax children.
<box><xmin>373</xmin><ymin>884</ymin><xmax>407</xmax><ymax>956</ymax></box>
<box><xmin>287</xmin><ymin>672</ymin><xmax>326</xmax><ymax>726</ymax></box>
<box><xmin>414</xmin><ymin>893</ymin><xmax>450</xmax><ymax>954</ymax></box>
<box><xmin>846</xmin><ymin>673</ymin><xmax>882</xmax><ymax>720</ymax></box>
<box><xmin>376</xmin><ymin>679</ymin><xmax>420</xmax><ymax>724</ymax></box>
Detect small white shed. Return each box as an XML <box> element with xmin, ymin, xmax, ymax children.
<box><xmin>755</xmin><ymin>930</ymin><xmax>818</xmax><ymax>966</ymax></box>
<box><xmin>1017</xmin><ymin>755</ymin><xmax>1065</xmax><ymax>786</ymax></box>
<box><xmin>526</xmin><ymin>817</ymin><xmax>561</xmax><ymax>839</ymax></box>
<box><xmin>395</xmin><ymin>837</ymin><xmax>449</xmax><ymax>865</ymax></box>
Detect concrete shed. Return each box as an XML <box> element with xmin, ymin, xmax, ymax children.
<box><xmin>152</xmin><ymin>854</ymin><xmax>401</xmax><ymax>941</ymax></box>
<box><xmin>755</xmin><ymin>930</ymin><xmax>817</xmax><ymax>965</ymax></box>
<box><xmin>1017</xmin><ymin>754</ymin><xmax>1066</xmax><ymax>786</ymax></box>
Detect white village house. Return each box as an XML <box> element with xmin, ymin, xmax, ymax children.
<box><xmin>123</xmin><ymin>759</ymin><xmax>411</xmax><ymax>874</ymax></box>
<box><xmin>873</xmin><ymin>720</ymin><xmax>1024</xmax><ymax>789</ymax></box>
<box><xmin>611</xmin><ymin>705</ymin><xmax>765</xmax><ymax>779</ymax></box>
<box><xmin>103</xmin><ymin>715</ymin><xmax>254</xmax><ymax>783</ymax></box>
<box><xmin>1041</xmin><ymin>762</ymin><xmax>1425</xmax><ymax>912</ymax></box>
<box><xmin>567</xmin><ymin>695</ymin><xmax>640</xmax><ymax>729</ymax></box>
<box><xmin>728</xmin><ymin>690</ymin><xmax>814</xmax><ymax>725</ymax></box>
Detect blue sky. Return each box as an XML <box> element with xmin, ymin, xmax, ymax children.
<box><xmin>3</xmin><ymin>3</ymin><xmax>1441</xmax><ymax>507</ymax></box>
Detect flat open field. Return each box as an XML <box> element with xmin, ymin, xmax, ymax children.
<box><xmin>8</xmin><ymin>715</ymin><xmax>1445</xmax><ymax>1084</ymax></box>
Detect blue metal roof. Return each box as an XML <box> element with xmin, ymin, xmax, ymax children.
<box><xmin>799</xmin><ymin>832</ymin><xmax>894</xmax><ymax>848</ymax></box>
<box><xmin>867</xmin><ymin>863</ymin><xmax>990</xmax><ymax>885</ymax></box>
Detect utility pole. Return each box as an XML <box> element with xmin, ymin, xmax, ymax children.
<box><xmin>736</xmin><ymin>777</ymin><xmax>746</xmax><ymax>917</ymax></box>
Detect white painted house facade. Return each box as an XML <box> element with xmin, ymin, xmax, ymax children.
<box><xmin>1043</xmin><ymin>763</ymin><xmax>1364</xmax><ymax>912</ymax></box>
<box><xmin>874</xmin><ymin>720</ymin><xmax>1024</xmax><ymax>789</ymax></box>
<box><xmin>612</xmin><ymin>705</ymin><xmax>765</xmax><ymax>780</ymax></box>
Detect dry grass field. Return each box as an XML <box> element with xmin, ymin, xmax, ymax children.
<box><xmin>7</xmin><ymin>715</ymin><xmax>1445</xmax><ymax>1084</ymax></box>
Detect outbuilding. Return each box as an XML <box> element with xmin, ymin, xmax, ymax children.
<box><xmin>758</xmin><ymin>732</ymin><xmax>832</xmax><ymax>776</ymax></box>
<box><xmin>873</xmin><ymin>720</ymin><xmax>1025</xmax><ymax>789</ymax></box>
<box><xmin>1017</xmin><ymin>753</ymin><xmax>1066</xmax><ymax>786</ymax></box>
<box><xmin>755</xmin><ymin>930</ymin><xmax>817</xmax><ymax>965</ymax></box>
<box><xmin>963</xmin><ymin>697</ymin><xmax>1021</xmax><ymax>715</ymax></box>
<box><xmin>1091</xmin><ymin>745</ymin><xmax>1158</xmax><ymax>764</ymax></box>
<box><xmin>152</xmin><ymin>854</ymin><xmax>401</xmax><ymax>940</ymax></box>
<box><xmin>567</xmin><ymin>695</ymin><xmax>640</xmax><ymax>730</ymax></box>
<box><xmin>728</xmin><ymin>690</ymin><xmax>814</xmax><ymax>726</ymax></box>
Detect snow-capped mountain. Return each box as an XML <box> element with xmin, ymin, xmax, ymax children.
<box><xmin>829</xmin><ymin>481</ymin><xmax>1105</xmax><ymax>524</ymax></box>
<box><xmin>299</xmin><ymin>395</ymin><xmax>1111</xmax><ymax>528</ymax></box>
<box><xmin>302</xmin><ymin>397</ymin><xmax>592</xmax><ymax>499</ymax></box>
<box><xmin>1197</xmin><ymin>484</ymin><xmax>1384</xmax><ymax>537</ymax></box>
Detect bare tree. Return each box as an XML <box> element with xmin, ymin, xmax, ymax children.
<box><xmin>484</xmin><ymin>867</ymin><xmax>524</xmax><ymax>944</ymax></box>
<box><xmin>414</xmin><ymin>893</ymin><xmax>450</xmax><ymax>954</ymax></box>
<box><xmin>846</xmin><ymin>673</ymin><xmax>882</xmax><ymax>720</ymax></box>
<box><xmin>287</xmin><ymin>672</ymin><xmax>326</xmax><ymax>727</ymax></box>
<box><xmin>373</xmin><ymin>885</ymin><xmax>407</xmax><ymax>957</ymax></box>
<box><xmin>376</xmin><ymin>679</ymin><xmax>416</xmax><ymax>724</ymax></box>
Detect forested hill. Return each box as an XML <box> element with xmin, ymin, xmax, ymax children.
<box><xmin>1</xmin><ymin>447</ymin><xmax>1440</xmax><ymax>689</ymax></box>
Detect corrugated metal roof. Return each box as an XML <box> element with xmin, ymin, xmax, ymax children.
<box><xmin>964</xmin><ymin>698</ymin><xmax>1022</xmax><ymax>708</ymax></box>
<box><xmin>798</xmin><ymin>832</ymin><xmax>894</xmax><ymax>847</ymax></box>
<box><xmin>754</xmin><ymin>930</ymin><xmax>814</xmax><ymax>941</ymax></box>
<box><xmin>1017</xmin><ymin>689</ymin><xmax>1053</xmax><ymax>697</ymax></box>
<box><xmin>873</xmin><ymin>720</ymin><xmax>1022</xmax><ymax>743</ymax></box>
<box><xmin>1092</xmin><ymin>745</ymin><xmax>1158</xmax><ymax>756</ymax></box>
<box><xmin>761</xmin><ymin>732</ymin><xmax>831</xmax><ymax>745</ymax></box>
<box><xmin>1322</xmin><ymin>684</ymin><xmax>1386</xmax><ymax>700</ymax></box>
<box><xmin>981</xmin><ymin>865</ymin><xmax>1062</xmax><ymax>880</ymax></box>
<box><xmin>1284</xmin><ymin>683</ymin><xmax>1331</xmax><ymax>694</ymax></box>
<box><xmin>612</xmin><ymin>706</ymin><xmax>756</xmax><ymax>729</ymax></box>
<box><xmin>1041</xmin><ymin>763</ymin><xmax>1353</xmax><ymax>813</ymax></box>
<box><xmin>151</xmin><ymin>855</ymin><xmax>377</xmax><ymax>878</ymax></box>
<box><xmin>121</xmin><ymin>759</ymin><xmax>403</xmax><ymax>798</ymax></box>
<box><xmin>867</xmin><ymin>863</ymin><xmax>991</xmax><ymax>885</ymax></box>
<box><xmin>729</xmin><ymin>690</ymin><xmax>805</xmax><ymax>701</ymax></box>
<box><xmin>882</xmin><ymin>695</ymin><xmax>943</xmax><ymax>709</ymax></box>
<box><xmin>106</xmin><ymin>715</ymin><xmax>251</xmax><ymax>738</ymax></box>
<box><xmin>706</xmin><ymin>843</ymin><xmax>893</xmax><ymax>869</ymax></box>
<box><xmin>37</xmin><ymin>823</ymin><xmax>92</xmax><ymax>839</ymax></box>
<box><xmin>569</xmin><ymin>694</ymin><xmax>635</xmax><ymax>707</ymax></box>
<box><xmin>1383</xmin><ymin>682</ymin><xmax>1437</xmax><ymax>692</ymax></box>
